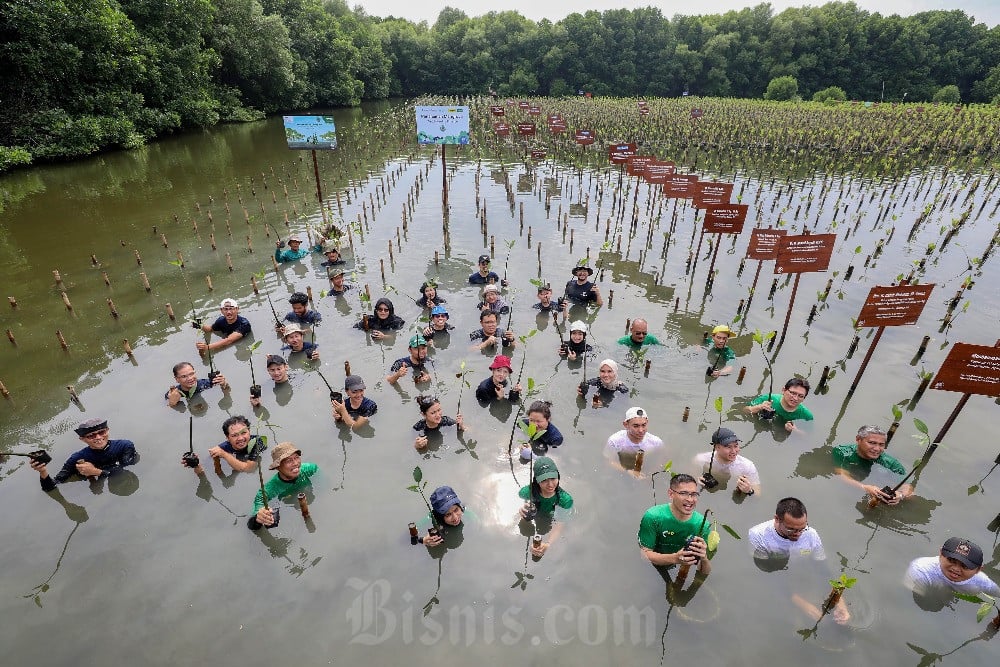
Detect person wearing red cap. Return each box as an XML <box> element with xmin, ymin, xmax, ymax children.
<box><xmin>475</xmin><ymin>355</ymin><xmax>522</xmax><ymax>404</ymax></box>
<box><xmin>905</xmin><ymin>537</ymin><xmax>999</xmax><ymax>598</ymax></box>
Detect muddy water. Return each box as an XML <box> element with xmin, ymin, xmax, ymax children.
<box><xmin>1</xmin><ymin>104</ymin><xmax>998</xmax><ymax>666</ymax></box>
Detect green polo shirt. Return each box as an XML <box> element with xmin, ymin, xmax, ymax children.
<box><xmin>832</xmin><ymin>443</ymin><xmax>906</xmax><ymax>476</ymax></box>
<box><xmin>749</xmin><ymin>393</ymin><xmax>813</xmax><ymax>421</ymax></box>
<box><xmin>638</xmin><ymin>504</ymin><xmax>710</xmax><ymax>554</ymax></box>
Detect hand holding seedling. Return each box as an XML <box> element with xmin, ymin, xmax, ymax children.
<box><xmin>414</xmin><ymin>433</ymin><xmax>429</xmax><ymax>450</ymax></box>
<box><xmin>784</xmin><ymin>420</ymin><xmax>797</xmax><ymax>433</ymax></box>
<box><xmin>256</xmin><ymin>506</ymin><xmax>276</xmax><ymax>527</ymax></box>
<box><xmin>531</xmin><ymin>540</ymin><xmax>549</xmax><ymax>558</ymax></box>
<box><xmin>677</xmin><ymin>536</ymin><xmax>707</xmax><ymax>565</ymax></box>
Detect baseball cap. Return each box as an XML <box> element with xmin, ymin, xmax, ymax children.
<box><xmin>711</xmin><ymin>427</ymin><xmax>740</xmax><ymax>446</ymax></box>
<box><xmin>941</xmin><ymin>537</ymin><xmax>984</xmax><ymax>569</ymax></box>
<box><xmin>484</xmin><ymin>284</ymin><xmax>500</xmax><ymax>294</ymax></box>
<box><xmin>75</xmin><ymin>418</ymin><xmax>108</xmax><ymax>437</ymax></box>
<box><xmin>220</xmin><ymin>298</ymin><xmax>239</xmax><ymax>309</ymax></box>
<box><xmin>408</xmin><ymin>334</ymin><xmax>428</xmax><ymax>347</ymax></box>
<box><xmin>624</xmin><ymin>407</ymin><xmax>646</xmax><ymax>422</ymax></box>
<box><xmin>569</xmin><ymin>320</ymin><xmax>587</xmax><ymax>334</ymax></box>
<box><xmin>266</xmin><ymin>354</ymin><xmax>287</xmax><ymax>367</ymax></box>
<box><xmin>478</xmin><ymin>254</ymin><xmax>491</xmax><ymax>264</ymax></box>
<box><xmin>430</xmin><ymin>485</ymin><xmax>462</xmax><ymax>515</ymax></box>
<box><xmin>345</xmin><ymin>375</ymin><xmax>365</xmax><ymax>391</ymax></box>
<box><xmin>288</xmin><ymin>234</ymin><xmax>302</xmax><ymax>243</ymax></box>
<box><xmin>533</xmin><ymin>456</ymin><xmax>560</xmax><ymax>483</ymax></box>
<box><xmin>430</xmin><ymin>305</ymin><xmax>449</xmax><ymax>318</ymax></box>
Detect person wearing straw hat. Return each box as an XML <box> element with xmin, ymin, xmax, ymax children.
<box><xmin>247</xmin><ymin>443</ymin><xmax>318</xmax><ymax>530</ymax></box>
<box><xmin>422</xmin><ymin>305</ymin><xmax>454</xmax><ymax>340</ymax></box>
<box><xmin>563</xmin><ymin>264</ymin><xmax>602</xmax><ymax>306</ymax></box>
<box><xmin>388</xmin><ymin>335</ymin><xmax>431</xmax><ymax>385</ymax></box>
<box><xmin>704</xmin><ymin>324</ymin><xmax>736</xmax><ymax>377</ymax></box>
<box><xmin>280</xmin><ymin>322</ymin><xmax>319</xmax><ymax>361</ymax></box>
<box><xmin>274</xmin><ymin>233</ymin><xmax>309</xmax><ymax>263</ymax></box>
<box><xmin>469</xmin><ymin>254</ymin><xmax>500</xmax><ymax>285</ymax></box>
<box><xmin>197</xmin><ymin>298</ymin><xmax>252</xmax><ymax>353</ymax></box>
<box><xmin>475</xmin><ymin>355</ymin><xmax>521</xmax><ymax>404</ymax></box>
<box><xmin>905</xmin><ymin>537</ymin><xmax>999</xmax><ymax>598</ymax></box>
<box><xmin>693</xmin><ymin>428</ymin><xmax>760</xmax><ymax>495</ymax></box>
<box><xmin>518</xmin><ymin>456</ymin><xmax>573</xmax><ymax>558</ymax></box>
<box><xmin>30</xmin><ymin>418</ymin><xmax>138</xmax><ymax>491</ymax></box>
<box><xmin>332</xmin><ymin>375</ymin><xmax>377</xmax><ymax>429</ymax></box>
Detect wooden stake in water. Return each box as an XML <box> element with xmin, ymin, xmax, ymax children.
<box><xmin>6</xmin><ymin>329</ymin><xmax>15</xmax><ymax>345</ymax></box>
<box><xmin>123</xmin><ymin>339</ymin><xmax>134</xmax><ymax>358</ymax></box>
<box><xmin>251</xmin><ymin>275</ymin><xmax>259</xmax><ymax>295</ymax></box>
<box><xmin>61</xmin><ymin>291</ymin><xmax>73</xmax><ymax>311</ymax></box>
<box><xmin>107</xmin><ymin>299</ymin><xmax>119</xmax><ymax>318</ymax></box>
<box><xmin>682</xmin><ymin>406</ymin><xmax>690</xmax><ymax>422</ymax></box>
<box><xmin>135</xmin><ymin>249</ymin><xmax>142</xmax><ymax>266</ymax></box>
<box><xmin>102</xmin><ymin>271</ymin><xmax>111</xmax><ymax>287</ymax></box>
<box><xmin>0</xmin><ymin>379</ymin><xmax>9</xmax><ymax>398</ymax></box>
<box><xmin>56</xmin><ymin>331</ymin><xmax>68</xmax><ymax>350</ymax></box>
<box><xmin>7</xmin><ymin>297</ymin><xmax>16</xmax><ymax>308</ymax></box>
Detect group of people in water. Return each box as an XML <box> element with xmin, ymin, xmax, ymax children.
<box><xmin>25</xmin><ymin>235</ymin><xmax>997</xmax><ymax>622</ymax></box>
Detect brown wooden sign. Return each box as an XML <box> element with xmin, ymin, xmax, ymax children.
<box><xmin>547</xmin><ymin>114</ymin><xmax>562</xmax><ymax>123</ymax></box>
<box><xmin>493</xmin><ymin>122</ymin><xmax>510</xmax><ymax>137</ymax></box>
<box><xmin>490</xmin><ymin>106</ymin><xmax>505</xmax><ymax>116</ymax></box>
<box><xmin>746</xmin><ymin>228</ymin><xmax>787</xmax><ymax>260</ymax></box>
<box><xmin>518</xmin><ymin>101</ymin><xmax>529</xmax><ymax>109</ymax></box>
<box><xmin>517</xmin><ymin>122</ymin><xmax>536</xmax><ymax>137</ymax></box>
<box><xmin>691</xmin><ymin>108</ymin><xmax>704</xmax><ymax>118</ymax></box>
<box><xmin>703</xmin><ymin>204</ymin><xmax>748</xmax><ymax>234</ymax></box>
<box><xmin>856</xmin><ymin>284</ymin><xmax>935</xmax><ymax>328</ymax></box>
<box><xmin>528</xmin><ymin>105</ymin><xmax>541</xmax><ymax>115</ymax></box>
<box><xmin>608</xmin><ymin>143</ymin><xmax>637</xmax><ymax>164</ymax></box>
<box><xmin>530</xmin><ymin>149</ymin><xmax>547</xmax><ymax>160</ymax></box>
<box><xmin>575</xmin><ymin>129</ymin><xmax>595</xmax><ymax>145</ymax></box>
<box><xmin>626</xmin><ymin>155</ymin><xmax>655</xmax><ymax>177</ymax></box>
<box><xmin>548</xmin><ymin>123</ymin><xmax>566</xmax><ymax>134</ymax></box>
<box><xmin>637</xmin><ymin>100</ymin><xmax>648</xmax><ymax>108</ymax></box>
<box><xmin>639</xmin><ymin>107</ymin><xmax>650</xmax><ymax>116</ymax></box>
<box><xmin>774</xmin><ymin>234</ymin><xmax>836</xmax><ymax>274</ymax></box>
<box><xmin>664</xmin><ymin>174</ymin><xmax>697</xmax><ymax>197</ymax></box>
<box><xmin>644</xmin><ymin>161</ymin><xmax>676</xmax><ymax>184</ymax></box>
<box><xmin>931</xmin><ymin>343</ymin><xmax>1000</xmax><ymax>397</ymax></box>
<box><xmin>694</xmin><ymin>181</ymin><xmax>734</xmax><ymax>208</ymax></box>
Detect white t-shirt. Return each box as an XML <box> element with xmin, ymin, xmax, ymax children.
<box><xmin>693</xmin><ymin>451</ymin><xmax>760</xmax><ymax>484</ymax></box>
<box><xmin>606</xmin><ymin>430</ymin><xmax>664</xmax><ymax>453</ymax></box>
<box><xmin>748</xmin><ymin>520</ymin><xmax>825</xmax><ymax>560</ymax></box>
<box><xmin>904</xmin><ymin>557</ymin><xmax>1000</xmax><ymax>596</ymax></box>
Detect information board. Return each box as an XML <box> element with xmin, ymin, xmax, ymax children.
<box><xmin>746</xmin><ymin>228</ymin><xmax>787</xmax><ymax>260</ymax></box>
<box><xmin>415</xmin><ymin>106</ymin><xmax>469</xmax><ymax>144</ymax></box>
<box><xmin>774</xmin><ymin>234</ymin><xmax>836</xmax><ymax>274</ymax></box>
<box><xmin>283</xmin><ymin>116</ymin><xmax>337</xmax><ymax>150</ymax></box>
<box><xmin>703</xmin><ymin>204</ymin><xmax>748</xmax><ymax>234</ymax></box>
<box><xmin>855</xmin><ymin>284</ymin><xmax>935</xmax><ymax>328</ymax></box>
<box><xmin>932</xmin><ymin>343</ymin><xmax>1000</xmax><ymax>397</ymax></box>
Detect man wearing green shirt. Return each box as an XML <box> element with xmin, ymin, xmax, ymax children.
<box><xmin>745</xmin><ymin>378</ymin><xmax>813</xmax><ymax>433</ymax></box>
<box><xmin>247</xmin><ymin>442</ymin><xmax>318</xmax><ymax>530</ymax></box>
<box><xmin>832</xmin><ymin>424</ymin><xmax>912</xmax><ymax>505</ymax></box>
<box><xmin>638</xmin><ymin>473</ymin><xmax>712</xmax><ymax>574</ymax></box>
<box><xmin>618</xmin><ymin>318</ymin><xmax>661</xmax><ymax>348</ymax></box>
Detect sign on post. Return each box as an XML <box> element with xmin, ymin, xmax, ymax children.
<box><xmin>774</xmin><ymin>234</ymin><xmax>837</xmax><ymax>274</ymax></box>
<box><xmin>493</xmin><ymin>122</ymin><xmax>510</xmax><ymax>137</ymax></box>
<box><xmin>746</xmin><ymin>228</ymin><xmax>787</xmax><ymax>260</ymax></box>
<box><xmin>608</xmin><ymin>143</ymin><xmax>637</xmax><ymax>164</ymax></box>
<box><xmin>703</xmin><ymin>204</ymin><xmax>748</xmax><ymax>234</ymax></box>
<box><xmin>415</xmin><ymin>106</ymin><xmax>470</xmax><ymax>144</ymax></box>
<box><xmin>644</xmin><ymin>161</ymin><xmax>676</xmax><ymax>184</ymax></box>
<box><xmin>625</xmin><ymin>156</ymin><xmax>655</xmax><ymax>177</ymax></box>
<box><xmin>283</xmin><ymin>116</ymin><xmax>337</xmax><ymax>150</ymax></box>
<box><xmin>856</xmin><ymin>285</ymin><xmax>935</xmax><ymax>328</ymax></box>
<box><xmin>694</xmin><ymin>182</ymin><xmax>734</xmax><ymax>208</ymax></box>
<box><xmin>575</xmin><ymin>129</ymin><xmax>595</xmax><ymax>145</ymax></box>
<box><xmin>931</xmin><ymin>343</ymin><xmax>1000</xmax><ymax>396</ymax></box>
<box><xmin>664</xmin><ymin>174</ymin><xmax>697</xmax><ymax>197</ymax></box>
<box><xmin>517</xmin><ymin>122</ymin><xmax>536</xmax><ymax>137</ymax></box>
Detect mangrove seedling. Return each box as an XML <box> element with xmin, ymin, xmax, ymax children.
<box><xmin>751</xmin><ymin>329</ymin><xmax>777</xmax><ymax>420</ymax></box>
<box><xmin>954</xmin><ymin>592</ymin><xmax>1000</xmax><ymax>630</ymax></box>
<box><xmin>407</xmin><ymin>466</ymin><xmax>440</xmax><ymax>532</ymax></box>
<box><xmin>823</xmin><ymin>574</ymin><xmax>857</xmax><ymax>614</ymax></box>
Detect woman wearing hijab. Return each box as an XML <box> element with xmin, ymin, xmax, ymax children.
<box><xmin>577</xmin><ymin>358</ymin><xmax>628</xmax><ymax>403</ymax></box>
<box><xmin>354</xmin><ymin>297</ymin><xmax>405</xmax><ymax>341</ymax></box>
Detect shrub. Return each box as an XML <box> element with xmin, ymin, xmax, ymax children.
<box><xmin>932</xmin><ymin>85</ymin><xmax>961</xmax><ymax>104</ymax></box>
<box><xmin>812</xmin><ymin>86</ymin><xmax>847</xmax><ymax>104</ymax></box>
<box><xmin>765</xmin><ymin>76</ymin><xmax>799</xmax><ymax>101</ymax></box>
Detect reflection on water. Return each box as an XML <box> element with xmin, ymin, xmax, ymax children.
<box><xmin>1</xmin><ymin>101</ymin><xmax>1000</xmax><ymax>665</ymax></box>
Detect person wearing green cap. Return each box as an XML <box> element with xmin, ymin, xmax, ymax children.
<box><xmin>703</xmin><ymin>325</ymin><xmax>736</xmax><ymax>377</ymax></box>
<box><xmin>518</xmin><ymin>456</ymin><xmax>573</xmax><ymax>558</ymax></box>
<box><xmin>387</xmin><ymin>335</ymin><xmax>431</xmax><ymax>385</ymax></box>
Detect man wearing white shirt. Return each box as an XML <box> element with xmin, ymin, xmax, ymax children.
<box><xmin>905</xmin><ymin>537</ymin><xmax>999</xmax><ymax>598</ymax></box>
<box><xmin>605</xmin><ymin>406</ymin><xmax>666</xmax><ymax>477</ymax></box>
<box><xmin>694</xmin><ymin>427</ymin><xmax>761</xmax><ymax>496</ymax></box>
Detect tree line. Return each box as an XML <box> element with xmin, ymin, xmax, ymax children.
<box><xmin>2</xmin><ymin>1</ymin><xmax>999</xmax><ymax>170</ymax></box>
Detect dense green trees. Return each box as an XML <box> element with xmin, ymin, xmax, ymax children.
<box><xmin>2</xmin><ymin>1</ymin><xmax>999</xmax><ymax>170</ymax></box>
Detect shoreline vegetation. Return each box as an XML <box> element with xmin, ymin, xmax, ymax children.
<box><xmin>3</xmin><ymin>1</ymin><xmax>1000</xmax><ymax>173</ymax></box>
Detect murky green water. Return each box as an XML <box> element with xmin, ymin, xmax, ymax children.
<box><xmin>1</xmin><ymin>102</ymin><xmax>998</xmax><ymax>665</ymax></box>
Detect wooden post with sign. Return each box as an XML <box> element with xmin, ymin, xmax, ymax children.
<box><xmin>311</xmin><ymin>150</ymin><xmax>328</xmax><ymax>226</ymax></box>
<box><xmin>743</xmin><ymin>228</ymin><xmax>787</xmax><ymax>320</ymax></box>
<box><xmin>847</xmin><ymin>283</ymin><xmax>935</xmax><ymax>395</ymax></box>
<box><xmin>773</xmin><ymin>233</ymin><xmax>837</xmax><ymax>348</ymax></box>
<box><xmin>921</xmin><ymin>340</ymin><xmax>1000</xmax><ymax>464</ymax></box>
<box><xmin>701</xmin><ymin>203</ymin><xmax>747</xmax><ymax>288</ymax></box>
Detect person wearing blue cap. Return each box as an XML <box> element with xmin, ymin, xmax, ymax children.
<box><xmin>387</xmin><ymin>335</ymin><xmax>431</xmax><ymax>385</ymax></box>
<box><xmin>422</xmin><ymin>305</ymin><xmax>454</xmax><ymax>340</ymax></box>
<box><xmin>420</xmin><ymin>486</ymin><xmax>472</xmax><ymax>549</ymax></box>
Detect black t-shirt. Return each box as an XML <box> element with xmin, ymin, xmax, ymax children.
<box><xmin>211</xmin><ymin>315</ymin><xmax>252</xmax><ymax>337</ymax></box>
<box><xmin>564</xmin><ymin>280</ymin><xmax>597</xmax><ymax>304</ymax></box>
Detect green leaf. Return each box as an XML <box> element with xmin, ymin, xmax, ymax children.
<box><xmin>976</xmin><ymin>601</ymin><xmax>993</xmax><ymax>623</ymax></box>
<box><xmin>891</xmin><ymin>404</ymin><xmax>902</xmax><ymax>421</ymax></box>
<box><xmin>854</xmin><ymin>245</ymin><xmax>862</xmax><ymax>254</ymax></box>
<box><xmin>249</xmin><ymin>340</ymin><xmax>263</xmax><ymax>352</ymax></box>
<box><xmin>169</xmin><ymin>260</ymin><xmax>182</xmax><ymax>267</ymax></box>
<box><xmin>412</xmin><ymin>466</ymin><xmax>423</xmax><ymax>484</ymax></box>
<box><xmin>527</xmin><ymin>377</ymin><xmax>536</xmax><ymax>393</ymax></box>
<box><xmin>913</xmin><ymin>418</ymin><xmax>928</xmax><ymax>435</ymax></box>
<box><xmin>722</xmin><ymin>524</ymin><xmax>742</xmax><ymax>540</ymax></box>
<box><xmin>954</xmin><ymin>593</ymin><xmax>984</xmax><ymax>604</ymax></box>
<box><xmin>406</xmin><ymin>485</ymin><xmax>419</xmax><ymax>492</ymax></box>
<box><xmin>968</xmin><ymin>485</ymin><xmax>979</xmax><ymax>495</ymax></box>
<box><xmin>714</xmin><ymin>396</ymin><xmax>723</xmax><ymax>413</ymax></box>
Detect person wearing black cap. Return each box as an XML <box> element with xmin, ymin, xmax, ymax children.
<box><xmin>283</xmin><ymin>292</ymin><xmax>322</xmax><ymax>328</ymax></box>
<box><xmin>905</xmin><ymin>537</ymin><xmax>999</xmax><ymax>597</ymax></box>
<box><xmin>419</xmin><ymin>486</ymin><xmax>472</xmax><ymax>549</ymax></box>
<box><xmin>29</xmin><ymin>419</ymin><xmax>138</xmax><ymax>491</ymax></box>
<box><xmin>693</xmin><ymin>428</ymin><xmax>761</xmax><ymax>495</ymax></box>
<box><xmin>252</xmin><ymin>355</ymin><xmax>292</xmax><ymax>408</ymax></box>
<box><xmin>332</xmin><ymin>375</ymin><xmax>377</xmax><ymax>429</ymax></box>
<box><xmin>469</xmin><ymin>254</ymin><xmax>501</xmax><ymax>285</ymax></box>
<box><xmin>563</xmin><ymin>265</ymin><xmax>603</xmax><ymax>306</ymax></box>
